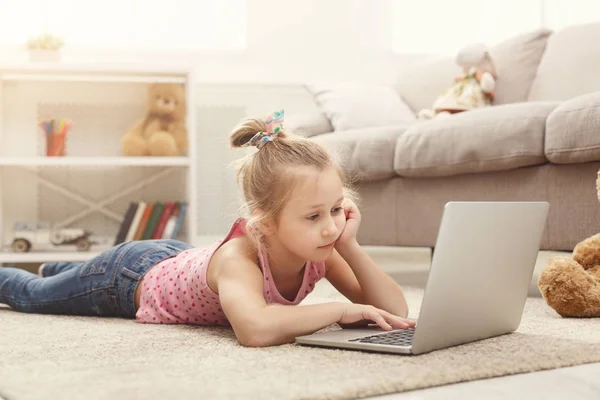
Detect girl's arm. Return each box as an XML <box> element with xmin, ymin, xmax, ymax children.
<box><xmin>328</xmin><ymin>245</ymin><xmax>409</xmax><ymax>318</ymax></box>
<box><xmin>328</xmin><ymin>199</ymin><xmax>410</xmax><ymax>318</ymax></box>
<box><xmin>217</xmin><ymin>256</ymin><xmax>411</xmax><ymax>347</ymax></box>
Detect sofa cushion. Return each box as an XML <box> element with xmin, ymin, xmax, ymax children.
<box><xmin>545</xmin><ymin>92</ymin><xmax>600</xmax><ymax>164</ymax></box>
<box><xmin>311</xmin><ymin>125</ymin><xmax>410</xmax><ymax>181</ymax></box>
<box><xmin>394</xmin><ymin>102</ymin><xmax>560</xmax><ymax>178</ymax></box>
<box><xmin>529</xmin><ymin>23</ymin><xmax>600</xmax><ymax>101</ymax></box>
<box><xmin>393</xmin><ymin>56</ymin><xmax>460</xmax><ymax>115</ymax></box>
<box><xmin>394</xmin><ymin>29</ymin><xmax>551</xmax><ymax>113</ymax></box>
<box><xmin>286</xmin><ymin>110</ymin><xmax>333</xmax><ymax>138</ymax></box>
<box><xmin>306</xmin><ymin>83</ymin><xmax>416</xmax><ymax>131</ymax></box>
<box><xmin>491</xmin><ymin>29</ymin><xmax>552</xmax><ymax>105</ymax></box>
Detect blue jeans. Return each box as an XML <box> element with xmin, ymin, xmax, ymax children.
<box><xmin>0</xmin><ymin>240</ymin><xmax>194</xmax><ymax>318</ymax></box>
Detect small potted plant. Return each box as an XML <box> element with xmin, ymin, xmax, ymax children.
<box><xmin>26</xmin><ymin>32</ymin><xmax>64</xmax><ymax>62</ymax></box>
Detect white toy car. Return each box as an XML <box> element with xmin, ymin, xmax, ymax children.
<box><xmin>11</xmin><ymin>221</ymin><xmax>92</xmax><ymax>253</ymax></box>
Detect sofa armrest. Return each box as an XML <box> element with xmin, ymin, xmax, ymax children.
<box><xmin>545</xmin><ymin>91</ymin><xmax>600</xmax><ymax>164</ymax></box>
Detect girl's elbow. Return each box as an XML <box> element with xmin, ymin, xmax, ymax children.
<box><xmin>239</xmin><ymin>330</ymin><xmax>292</xmax><ymax>348</ymax></box>
<box><xmin>239</xmin><ymin>335</ymin><xmax>271</xmax><ymax>348</ymax></box>
<box><xmin>238</xmin><ymin>332</ymin><xmax>282</xmax><ymax>348</ymax></box>
<box><xmin>238</xmin><ymin>328</ymin><xmax>269</xmax><ymax>347</ymax></box>
<box><xmin>235</xmin><ymin>321</ymin><xmax>276</xmax><ymax>348</ymax></box>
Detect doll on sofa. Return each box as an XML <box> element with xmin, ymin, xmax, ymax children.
<box><xmin>418</xmin><ymin>43</ymin><xmax>497</xmax><ymax>120</ymax></box>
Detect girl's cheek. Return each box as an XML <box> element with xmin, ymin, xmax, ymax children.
<box><xmin>336</xmin><ymin>214</ymin><xmax>346</xmax><ymax>229</ymax></box>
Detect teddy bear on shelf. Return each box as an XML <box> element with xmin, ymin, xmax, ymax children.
<box><xmin>121</xmin><ymin>83</ymin><xmax>188</xmax><ymax>157</ymax></box>
<box><xmin>418</xmin><ymin>43</ymin><xmax>497</xmax><ymax>120</ymax></box>
<box><xmin>537</xmin><ymin>170</ymin><xmax>600</xmax><ymax>317</ymax></box>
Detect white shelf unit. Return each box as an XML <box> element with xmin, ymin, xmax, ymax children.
<box><xmin>0</xmin><ymin>156</ymin><xmax>190</xmax><ymax>167</ymax></box>
<box><xmin>0</xmin><ymin>62</ymin><xmax>198</xmax><ymax>264</ymax></box>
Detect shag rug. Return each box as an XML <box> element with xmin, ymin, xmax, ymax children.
<box><xmin>1</xmin><ymin>283</ymin><xmax>600</xmax><ymax>400</ymax></box>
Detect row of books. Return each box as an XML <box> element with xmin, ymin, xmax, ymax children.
<box><xmin>114</xmin><ymin>201</ymin><xmax>188</xmax><ymax>245</ymax></box>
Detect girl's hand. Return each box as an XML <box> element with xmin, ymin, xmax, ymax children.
<box><xmin>339</xmin><ymin>303</ymin><xmax>415</xmax><ymax>331</ymax></box>
<box><xmin>335</xmin><ymin>199</ymin><xmax>361</xmax><ymax>250</ymax></box>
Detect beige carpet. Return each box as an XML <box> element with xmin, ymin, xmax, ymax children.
<box><xmin>1</xmin><ymin>283</ymin><xmax>600</xmax><ymax>400</ymax></box>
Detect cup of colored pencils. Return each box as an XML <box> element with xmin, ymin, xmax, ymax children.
<box><xmin>40</xmin><ymin>118</ymin><xmax>72</xmax><ymax>156</ymax></box>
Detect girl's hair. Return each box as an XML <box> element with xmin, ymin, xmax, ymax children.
<box><xmin>230</xmin><ymin>116</ymin><xmax>357</xmax><ymax>246</ymax></box>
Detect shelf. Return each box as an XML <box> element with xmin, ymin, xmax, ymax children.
<box><xmin>0</xmin><ymin>156</ymin><xmax>190</xmax><ymax>167</ymax></box>
<box><xmin>0</xmin><ymin>62</ymin><xmax>191</xmax><ymax>83</ymax></box>
<box><xmin>0</xmin><ymin>251</ymin><xmax>102</xmax><ymax>263</ymax></box>
<box><xmin>0</xmin><ymin>63</ymin><xmax>198</xmax><ymax>256</ymax></box>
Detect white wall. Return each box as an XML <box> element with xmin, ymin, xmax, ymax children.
<box><xmin>0</xmin><ymin>0</ymin><xmax>410</xmax><ymax>85</ymax></box>
<box><xmin>2</xmin><ymin>1</ymin><xmax>599</xmax><ymax>86</ymax></box>
<box><xmin>180</xmin><ymin>0</ymin><xmax>405</xmax><ymax>84</ymax></box>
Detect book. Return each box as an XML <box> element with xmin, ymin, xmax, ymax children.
<box><xmin>115</xmin><ymin>200</ymin><xmax>188</xmax><ymax>242</ymax></box>
<box><xmin>125</xmin><ymin>201</ymin><xmax>147</xmax><ymax>242</ymax></box>
<box><xmin>113</xmin><ymin>202</ymin><xmax>138</xmax><ymax>245</ymax></box>
<box><xmin>152</xmin><ymin>201</ymin><xmax>175</xmax><ymax>239</ymax></box>
<box><xmin>162</xmin><ymin>202</ymin><xmax>181</xmax><ymax>239</ymax></box>
<box><xmin>170</xmin><ymin>202</ymin><xmax>188</xmax><ymax>240</ymax></box>
<box><xmin>134</xmin><ymin>203</ymin><xmax>154</xmax><ymax>240</ymax></box>
<box><xmin>142</xmin><ymin>202</ymin><xmax>165</xmax><ymax>240</ymax></box>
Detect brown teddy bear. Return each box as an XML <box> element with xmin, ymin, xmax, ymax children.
<box><xmin>121</xmin><ymin>83</ymin><xmax>188</xmax><ymax>156</ymax></box>
<box><xmin>537</xmin><ymin>170</ymin><xmax>600</xmax><ymax>317</ymax></box>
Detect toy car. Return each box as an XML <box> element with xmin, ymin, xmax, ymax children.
<box><xmin>11</xmin><ymin>221</ymin><xmax>92</xmax><ymax>253</ymax></box>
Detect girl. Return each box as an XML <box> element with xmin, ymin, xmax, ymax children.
<box><xmin>0</xmin><ymin>110</ymin><xmax>414</xmax><ymax>347</ymax></box>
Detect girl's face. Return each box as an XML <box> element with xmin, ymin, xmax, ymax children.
<box><xmin>268</xmin><ymin>166</ymin><xmax>347</xmax><ymax>262</ymax></box>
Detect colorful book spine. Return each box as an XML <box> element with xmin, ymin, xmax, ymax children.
<box><xmin>125</xmin><ymin>201</ymin><xmax>147</xmax><ymax>242</ymax></box>
<box><xmin>113</xmin><ymin>202</ymin><xmax>138</xmax><ymax>245</ymax></box>
<box><xmin>142</xmin><ymin>202</ymin><xmax>165</xmax><ymax>240</ymax></box>
<box><xmin>134</xmin><ymin>203</ymin><xmax>154</xmax><ymax>240</ymax></box>
<box><xmin>170</xmin><ymin>202</ymin><xmax>188</xmax><ymax>240</ymax></box>
<box><xmin>162</xmin><ymin>202</ymin><xmax>181</xmax><ymax>239</ymax></box>
<box><xmin>152</xmin><ymin>202</ymin><xmax>175</xmax><ymax>239</ymax></box>
<box><xmin>116</xmin><ymin>200</ymin><xmax>188</xmax><ymax>243</ymax></box>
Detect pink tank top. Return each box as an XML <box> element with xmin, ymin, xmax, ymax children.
<box><xmin>135</xmin><ymin>218</ymin><xmax>327</xmax><ymax>325</ymax></box>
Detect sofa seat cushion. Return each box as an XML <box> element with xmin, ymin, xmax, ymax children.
<box><xmin>311</xmin><ymin>125</ymin><xmax>410</xmax><ymax>182</ymax></box>
<box><xmin>393</xmin><ymin>102</ymin><xmax>560</xmax><ymax>178</ymax></box>
<box><xmin>545</xmin><ymin>92</ymin><xmax>600</xmax><ymax>164</ymax></box>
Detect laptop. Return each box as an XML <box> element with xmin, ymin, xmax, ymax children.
<box><xmin>296</xmin><ymin>201</ymin><xmax>549</xmax><ymax>355</ymax></box>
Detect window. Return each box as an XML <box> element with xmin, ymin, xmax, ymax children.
<box><xmin>0</xmin><ymin>0</ymin><xmax>247</xmax><ymax>52</ymax></box>
<box><xmin>391</xmin><ymin>0</ymin><xmax>541</xmax><ymax>55</ymax></box>
<box><xmin>543</xmin><ymin>0</ymin><xmax>600</xmax><ymax>30</ymax></box>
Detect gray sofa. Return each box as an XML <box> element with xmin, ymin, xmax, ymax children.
<box><xmin>298</xmin><ymin>23</ymin><xmax>600</xmax><ymax>251</ymax></box>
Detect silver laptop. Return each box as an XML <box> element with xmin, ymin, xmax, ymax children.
<box><xmin>296</xmin><ymin>201</ymin><xmax>549</xmax><ymax>355</ymax></box>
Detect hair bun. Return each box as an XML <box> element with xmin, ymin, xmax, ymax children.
<box><xmin>230</xmin><ymin>118</ymin><xmax>267</xmax><ymax>148</ymax></box>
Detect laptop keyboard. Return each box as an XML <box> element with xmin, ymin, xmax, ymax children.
<box><xmin>348</xmin><ymin>327</ymin><xmax>415</xmax><ymax>347</ymax></box>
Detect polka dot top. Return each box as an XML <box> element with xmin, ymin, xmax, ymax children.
<box><xmin>135</xmin><ymin>218</ymin><xmax>327</xmax><ymax>326</ymax></box>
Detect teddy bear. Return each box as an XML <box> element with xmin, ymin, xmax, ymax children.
<box><xmin>418</xmin><ymin>43</ymin><xmax>497</xmax><ymax>120</ymax></box>
<box><xmin>537</xmin><ymin>170</ymin><xmax>600</xmax><ymax>317</ymax></box>
<box><xmin>121</xmin><ymin>83</ymin><xmax>188</xmax><ymax>156</ymax></box>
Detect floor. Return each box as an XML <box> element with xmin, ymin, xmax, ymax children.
<box><xmin>369</xmin><ymin>363</ymin><xmax>600</xmax><ymax>399</ymax></box>
<box><xmin>364</xmin><ymin>246</ymin><xmax>600</xmax><ymax>399</ymax></box>
<box><xmin>1</xmin><ymin>354</ymin><xmax>595</xmax><ymax>400</ymax></box>
<box><xmin>3</xmin><ymin>246</ymin><xmax>593</xmax><ymax>399</ymax></box>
